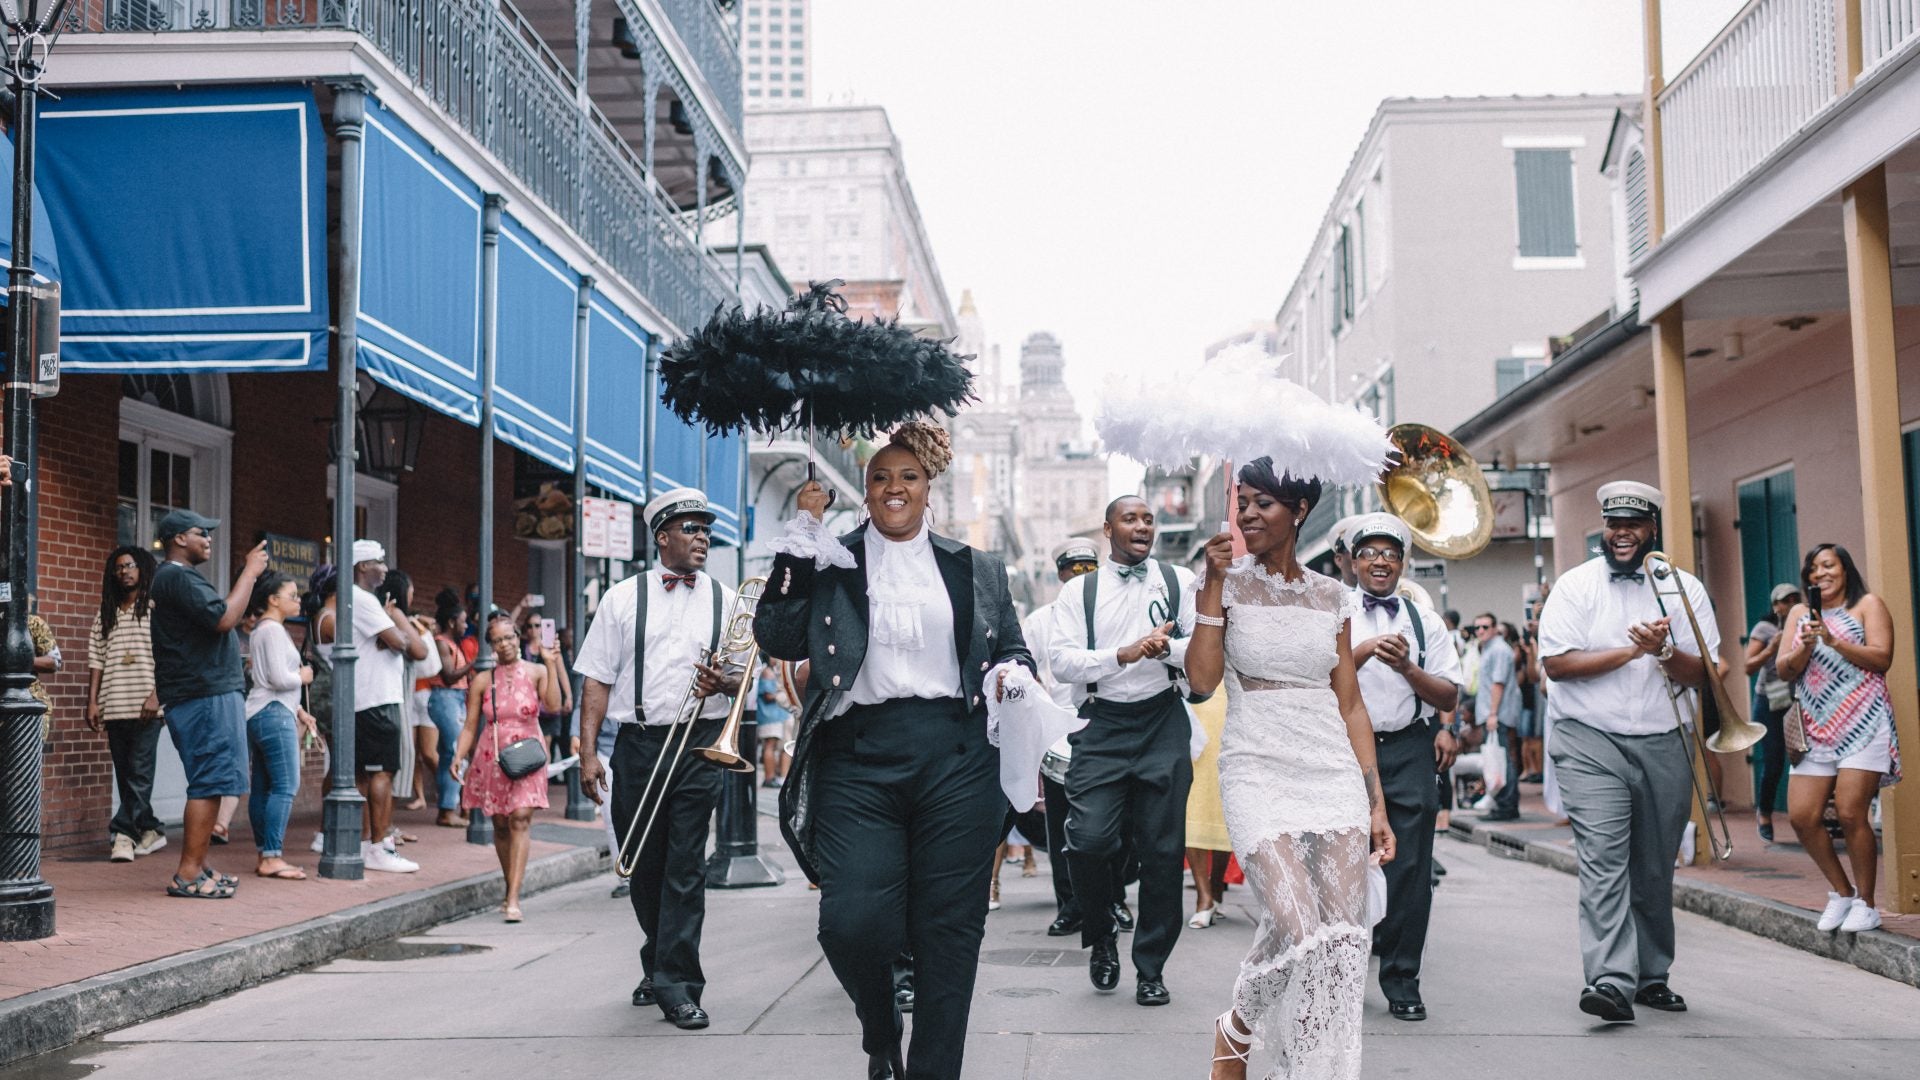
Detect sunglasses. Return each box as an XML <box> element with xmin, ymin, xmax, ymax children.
<box><xmin>1474</xmin><ymin>623</ymin><xmax>1495</xmax><ymax>632</ymax></box>
<box><xmin>188</xmin><ymin>528</ymin><xmax>212</xmax><ymax>539</ymax></box>
<box><xmin>672</xmin><ymin>522</ymin><xmax>713</xmax><ymax>537</ymax></box>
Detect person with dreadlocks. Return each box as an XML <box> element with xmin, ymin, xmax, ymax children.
<box><xmin>87</xmin><ymin>545</ymin><xmax>167</xmax><ymax>864</ymax></box>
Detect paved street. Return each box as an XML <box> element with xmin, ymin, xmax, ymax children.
<box><xmin>8</xmin><ymin>824</ymin><xmax>1916</xmax><ymax>1080</ymax></box>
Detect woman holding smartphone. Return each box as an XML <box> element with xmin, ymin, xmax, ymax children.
<box><xmin>1774</xmin><ymin>544</ymin><xmax>1901</xmax><ymax>935</ymax></box>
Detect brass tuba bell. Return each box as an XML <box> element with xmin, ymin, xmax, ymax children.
<box><xmin>1378</xmin><ymin>423</ymin><xmax>1494</xmax><ymax>561</ymax></box>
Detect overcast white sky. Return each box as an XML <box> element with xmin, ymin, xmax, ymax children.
<box><xmin>808</xmin><ymin>1</ymin><xmax>1745</xmax><ymax>490</ymax></box>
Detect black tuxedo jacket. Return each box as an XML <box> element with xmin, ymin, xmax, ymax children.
<box><xmin>754</xmin><ymin>522</ymin><xmax>1032</xmax><ymax>882</ymax></box>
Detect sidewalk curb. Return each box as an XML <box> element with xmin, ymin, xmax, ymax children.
<box><xmin>1451</xmin><ymin>817</ymin><xmax>1920</xmax><ymax>989</ymax></box>
<box><xmin>0</xmin><ymin>843</ymin><xmax>607</xmax><ymax>1069</ymax></box>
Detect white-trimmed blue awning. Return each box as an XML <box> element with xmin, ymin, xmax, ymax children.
<box><xmin>494</xmin><ymin>213</ymin><xmax>579</xmax><ymax>472</ymax></box>
<box><xmin>38</xmin><ymin>85</ymin><xmax>327</xmax><ymax>373</ymax></box>
<box><xmin>583</xmin><ymin>289</ymin><xmax>650</xmax><ymax>503</ymax></box>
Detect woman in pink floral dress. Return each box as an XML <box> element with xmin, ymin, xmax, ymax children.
<box><xmin>452</xmin><ymin>614</ymin><xmax>564</xmax><ymax>921</ymax></box>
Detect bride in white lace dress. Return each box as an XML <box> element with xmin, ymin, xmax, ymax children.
<box><xmin>1185</xmin><ymin>458</ymin><xmax>1394</xmax><ymax>1080</ymax></box>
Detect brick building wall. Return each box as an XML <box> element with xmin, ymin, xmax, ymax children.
<box><xmin>30</xmin><ymin>372</ymin><xmax>537</xmax><ymax>850</ymax></box>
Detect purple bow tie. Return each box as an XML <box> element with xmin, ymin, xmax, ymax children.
<box><xmin>1362</xmin><ymin>594</ymin><xmax>1400</xmax><ymax>617</ymax></box>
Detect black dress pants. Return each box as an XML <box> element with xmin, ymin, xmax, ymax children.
<box><xmin>106</xmin><ymin>717</ymin><xmax>165</xmax><ymax>840</ymax></box>
<box><xmin>1063</xmin><ymin>689</ymin><xmax>1191</xmax><ymax>982</ymax></box>
<box><xmin>1043</xmin><ymin>775</ymin><xmax>1131</xmax><ymax>924</ymax></box>
<box><xmin>1373</xmin><ymin>721</ymin><xmax>1440</xmax><ymax>1003</ymax></box>
<box><xmin>813</xmin><ymin>697</ymin><xmax>1003</xmax><ymax>1080</ymax></box>
<box><xmin>611</xmin><ymin>719</ymin><xmax>724</xmax><ymax>1013</ymax></box>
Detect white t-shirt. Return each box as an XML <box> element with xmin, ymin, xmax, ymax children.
<box><xmin>1346</xmin><ymin>590</ymin><xmax>1462</xmax><ymax>733</ymax></box>
<box><xmin>575</xmin><ymin>570</ymin><xmax>735</xmax><ymax>726</ymax></box>
<box><xmin>351</xmin><ymin>584</ymin><xmax>406</xmax><ymax>709</ymax></box>
<box><xmin>1537</xmin><ymin>556</ymin><xmax>1720</xmax><ymax>736</ymax></box>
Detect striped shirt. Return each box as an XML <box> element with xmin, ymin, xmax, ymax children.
<box><xmin>87</xmin><ymin>605</ymin><xmax>156</xmax><ymax>721</ymax></box>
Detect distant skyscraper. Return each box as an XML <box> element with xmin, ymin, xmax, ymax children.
<box><xmin>743</xmin><ymin>0</ymin><xmax>810</xmax><ymax>108</ymax></box>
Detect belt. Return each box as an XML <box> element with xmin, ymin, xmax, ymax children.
<box><xmin>1374</xmin><ymin>716</ymin><xmax>1436</xmax><ymax>745</ymax></box>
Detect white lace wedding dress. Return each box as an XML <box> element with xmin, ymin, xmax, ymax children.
<box><xmin>1218</xmin><ymin>557</ymin><xmax>1368</xmax><ymax>1079</ymax></box>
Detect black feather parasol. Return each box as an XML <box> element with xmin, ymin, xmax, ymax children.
<box><xmin>658</xmin><ymin>280</ymin><xmax>977</xmax><ymax>439</ymax></box>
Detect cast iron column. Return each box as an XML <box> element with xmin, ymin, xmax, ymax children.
<box><xmin>0</xmin><ymin>7</ymin><xmax>61</xmax><ymax>939</ymax></box>
<box><xmin>564</xmin><ymin>273</ymin><xmax>593</xmax><ymax>820</ymax></box>
<box><xmin>707</xmin><ymin>442</ymin><xmax>780</xmax><ymax>888</ymax></box>
<box><xmin>469</xmin><ymin>193</ymin><xmax>505</xmax><ymax>846</ymax></box>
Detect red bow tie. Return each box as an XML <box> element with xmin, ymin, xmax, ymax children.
<box><xmin>663</xmin><ymin>573</ymin><xmax>698</xmax><ymax>591</ymax></box>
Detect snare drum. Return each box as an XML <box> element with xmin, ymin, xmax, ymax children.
<box><xmin>1040</xmin><ymin>735</ymin><xmax>1073</xmax><ymax>786</ymax></box>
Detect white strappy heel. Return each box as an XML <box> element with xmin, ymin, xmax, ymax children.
<box><xmin>1211</xmin><ymin>1010</ymin><xmax>1254</xmax><ymax>1076</ymax></box>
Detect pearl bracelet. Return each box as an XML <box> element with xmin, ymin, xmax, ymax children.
<box><xmin>1194</xmin><ymin>612</ymin><xmax>1225</xmax><ymax>627</ymax></box>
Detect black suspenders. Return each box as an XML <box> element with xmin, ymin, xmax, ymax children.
<box><xmin>631</xmin><ymin>573</ymin><xmax>724</xmax><ymax>724</ymax></box>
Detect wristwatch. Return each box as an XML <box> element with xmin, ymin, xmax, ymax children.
<box><xmin>1655</xmin><ymin>640</ymin><xmax>1675</xmax><ymax>662</ymax></box>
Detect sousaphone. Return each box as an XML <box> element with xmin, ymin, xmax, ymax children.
<box><xmin>1379</xmin><ymin>424</ymin><xmax>1494</xmax><ymax>560</ymax></box>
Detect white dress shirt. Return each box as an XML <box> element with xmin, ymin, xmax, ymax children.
<box><xmin>843</xmin><ymin>525</ymin><xmax>962</xmax><ymax>712</ymax></box>
<box><xmin>575</xmin><ymin>569</ymin><xmax>736</xmax><ymax>726</ymax></box>
<box><xmin>1347</xmin><ymin>589</ymin><xmax>1462</xmax><ymax>733</ymax></box>
<box><xmin>1537</xmin><ymin>556</ymin><xmax>1719</xmax><ymax>736</ymax></box>
<box><xmin>1020</xmin><ymin>606</ymin><xmax>1073</xmax><ymax>709</ymax></box>
<box><xmin>1046</xmin><ymin>558</ymin><xmax>1197</xmax><ymax>706</ymax></box>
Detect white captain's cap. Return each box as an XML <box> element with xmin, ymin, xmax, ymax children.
<box><xmin>1051</xmin><ymin>539</ymin><xmax>1099</xmax><ymax>568</ymax></box>
<box><xmin>645</xmin><ymin>487</ymin><xmax>715</xmax><ymax>534</ymax></box>
<box><xmin>1597</xmin><ymin>481</ymin><xmax>1664</xmax><ymax>519</ymax></box>
<box><xmin>1346</xmin><ymin>512</ymin><xmax>1410</xmax><ymax>551</ymax></box>
<box><xmin>1331</xmin><ymin>515</ymin><xmax>1366</xmax><ymax>551</ymax></box>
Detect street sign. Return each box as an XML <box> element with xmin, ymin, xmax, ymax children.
<box><xmin>263</xmin><ymin>532</ymin><xmax>321</xmax><ymax>586</ymax></box>
<box><xmin>581</xmin><ymin>496</ymin><xmax>634</xmax><ymax>561</ymax></box>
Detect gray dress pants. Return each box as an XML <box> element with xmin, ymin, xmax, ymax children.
<box><xmin>1547</xmin><ymin>718</ymin><xmax>1692</xmax><ymax>995</ymax></box>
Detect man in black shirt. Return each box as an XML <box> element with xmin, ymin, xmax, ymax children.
<box><xmin>149</xmin><ymin>509</ymin><xmax>266</xmax><ymax>899</ymax></box>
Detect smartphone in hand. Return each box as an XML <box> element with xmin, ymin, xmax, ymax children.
<box><xmin>539</xmin><ymin>617</ymin><xmax>558</xmax><ymax>651</ymax></box>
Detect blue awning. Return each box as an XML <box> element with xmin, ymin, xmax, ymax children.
<box><xmin>357</xmin><ymin>96</ymin><xmax>482</xmax><ymax>421</ymax></box>
<box><xmin>0</xmin><ymin>133</ymin><xmax>58</xmax><ymax>284</ymax></box>
<box><xmin>583</xmin><ymin>290</ymin><xmax>650</xmax><ymax>502</ymax></box>
<box><xmin>38</xmin><ymin>85</ymin><xmax>326</xmax><ymax>372</ymax></box>
<box><xmin>493</xmin><ymin>214</ymin><xmax>579</xmax><ymax>471</ymax></box>
<box><xmin>706</xmin><ymin>428</ymin><xmax>744</xmax><ymax>546</ymax></box>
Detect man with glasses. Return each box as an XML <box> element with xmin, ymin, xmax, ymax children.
<box><xmin>1537</xmin><ymin>481</ymin><xmax>1715</xmax><ymax>1023</ymax></box>
<box><xmin>1473</xmin><ymin>613</ymin><xmax>1522</xmax><ymax>821</ymax></box>
<box><xmin>1344</xmin><ymin>513</ymin><xmax>1461</xmax><ymax>1021</ymax></box>
<box><xmin>149</xmin><ymin>510</ymin><xmax>267</xmax><ymax>898</ymax></box>
<box><xmin>576</xmin><ymin>487</ymin><xmax>737</xmax><ymax>1030</ymax></box>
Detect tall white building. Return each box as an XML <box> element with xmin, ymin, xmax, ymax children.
<box><xmin>1013</xmin><ymin>333</ymin><xmax>1109</xmax><ymax>606</ymax></box>
<box><xmin>743</xmin><ymin>0</ymin><xmax>811</xmax><ymax>108</ymax></box>
<box><xmin>740</xmin><ymin>105</ymin><xmax>957</xmax><ymax>334</ymax></box>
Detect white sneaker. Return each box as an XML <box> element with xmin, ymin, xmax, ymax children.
<box><xmin>1817</xmin><ymin>891</ymin><xmax>1855</xmax><ymax>931</ymax></box>
<box><xmin>310</xmin><ymin>831</ymin><xmax>325</xmax><ymax>854</ymax></box>
<box><xmin>109</xmin><ymin>834</ymin><xmax>136</xmax><ymax>863</ymax></box>
<box><xmin>134</xmin><ymin>829</ymin><xmax>168</xmax><ymax>856</ymax></box>
<box><xmin>364</xmin><ymin>841</ymin><xmax>420</xmax><ymax>874</ymax></box>
<box><xmin>1840</xmin><ymin>898</ymin><xmax>1882</xmax><ymax>934</ymax></box>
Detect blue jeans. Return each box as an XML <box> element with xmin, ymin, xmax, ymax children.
<box><xmin>247</xmin><ymin>702</ymin><xmax>301</xmax><ymax>857</ymax></box>
<box><xmin>428</xmin><ymin>688</ymin><xmax>467</xmax><ymax>811</ymax></box>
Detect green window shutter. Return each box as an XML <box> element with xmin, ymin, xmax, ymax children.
<box><xmin>1514</xmin><ymin>149</ymin><xmax>1577</xmax><ymax>258</ymax></box>
<box><xmin>1737</xmin><ymin>478</ymin><xmax>1771</xmax><ymax>634</ymax></box>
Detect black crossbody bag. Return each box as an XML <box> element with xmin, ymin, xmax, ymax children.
<box><xmin>492</xmin><ymin>675</ymin><xmax>549</xmax><ymax>780</ymax></box>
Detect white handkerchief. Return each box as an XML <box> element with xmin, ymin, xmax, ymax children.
<box><xmin>984</xmin><ymin>662</ymin><xmax>1087</xmax><ymax>809</ymax></box>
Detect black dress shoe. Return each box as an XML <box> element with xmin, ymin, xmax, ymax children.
<box><xmin>1578</xmin><ymin>984</ymin><xmax>1635</xmax><ymax>1023</ymax></box>
<box><xmin>1480</xmin><ymin>808</ymin><xmax>1521</xmax><ymax>822</ymax></box>
<box><xmin>631</xmin><ymin>977</ymin><xmax>655</xmax><ymax>1007</ymax></box>
<box><xmin>1088</xmin><ymin>935</ymin><xmax>1121</xmax><ymax>992</ymax></box>
<box><xmin>894</xmin><ymin>985</ymin><xmax>915</xmax><ymax>1014</ymax></box>
<box><xmin>1046</xmin><ymin>914</ymin><xmax>1082</xmax><ymax>937</ymax></box>
<box><xmin>1634</xmin><ymin>983</ymin><xmax>1687</xmax><ymax>1012</ymax></box>
<box><xmin>1111</xmin><ymin>901</ymin><xmax>1135</xmax><ymax>932</ymax></box>
<box><xmin>665</xmin><ymin>1002</ymin><xmax>710</xmax><ymax>1030</ymax></box>
<box><xmin>1388</xmin><ymin>999</ymin><xmax>1427</xmax><ymax>1021</ymax></box>
<box><xmin>867</xmin><ymin>1051</ymin><xmax>902</xmax><ymax>1079</ymax></box>
<box><xmin>1135</xmin><ymin>979</ymin><xmax>1170</xmax><ymax>1006</ymax></box>
<box><xmin>610</xmin><ymin>878</ymin><xmax>631</xmax><ymax>899</ymax></box>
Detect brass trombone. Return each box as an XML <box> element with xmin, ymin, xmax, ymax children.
<box><xmin>1644</xmin><ymin>552</ymin><xmax>1767</xmax><ymax>862</ymax></box>
<box><xmin>614</xmin><ymin>576</ymin><xmax>765</xmax><ymax>878</ymax></box>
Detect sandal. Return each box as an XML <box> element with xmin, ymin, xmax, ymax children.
<box><xmin>256</xmin><ymin>863</ymin><xmax>308</xmax><ymax>880</ymax></box>
<box><xmin>504</xmin><ymin>905</ymin><xmax>523</xmax><ymax>923</ymax></box>
<box><xmin>209</xmin><ymin>823</ymin><xmax>230</xmax><ymax>845</ymax></box>
<box><xmin>1211</xmin><ymin>1010</ymin><xmax>1254</xmax><ymax>1076</ymax></box>
<box><xmin>1188</xmin><ymin>906</ymin><xmax>1219</xmax><ymax>929</ymax></box>
<box><xmin>167</xmin><ymin>869</ymin><xmax>236</xmax><ymax>899</ymax></box>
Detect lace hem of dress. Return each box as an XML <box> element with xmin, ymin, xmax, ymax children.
<box><xmin>1231</xmin><ymin>925</ymin><xmax>1368</xmax><ymax>1074</ymax></box>
<box><xmin>767</xmin><ymin>513</ymin><xmax>858</xmax><ymax>569</ymax></box>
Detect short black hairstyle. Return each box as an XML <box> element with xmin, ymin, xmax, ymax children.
<box><xmin>1237</xmin><ymin>457</ymin><xmax>1323</xmax><ymax>514</ymax></box>
<box><xmin>1105</xmin><ymin>494</ymin><xmax>1149</xmax><ymax>523</ymax></box>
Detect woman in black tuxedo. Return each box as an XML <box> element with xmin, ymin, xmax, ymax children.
<box><xmin>755</xmin><ymin>422</ymin><xmax>1032</xmax><ymax>1080</ymax></box>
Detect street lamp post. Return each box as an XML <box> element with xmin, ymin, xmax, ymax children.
<box><xmin>0</xmin><ymin>0</ymin><xmax>68</xmax><ymax>942</ymax></box>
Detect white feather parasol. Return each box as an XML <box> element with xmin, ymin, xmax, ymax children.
<box><xmin>1096</xmin><ymin>342</ymin><xmax>1395</xmax><ymax>487</ymax></box>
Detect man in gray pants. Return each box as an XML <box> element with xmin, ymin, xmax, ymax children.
<box><xmin>1537</xmin><ymin>481</ymin><xmax>1718</xmax><ymax>1023</ymax></box>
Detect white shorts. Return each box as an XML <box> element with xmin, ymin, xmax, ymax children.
<box><xmin>758</xmin><ymin>719</ymin><xmax>788</xmax><ymax>743</ymax></box>
<box><xmin>409</xmin><ymin>689</ymin><xmax>435</xmax><ymax>729</ymax></box>
<box><xmin>1792</xmin><ymin>738</ymin><xmax>1895</xmax><ymax>777</ymax></box>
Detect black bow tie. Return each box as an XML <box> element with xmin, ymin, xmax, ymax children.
<box><xmin>1362</xmin><ymin>594</ymin><xmax>1400</xmax><ymax>617</ymax></box>
<box><xmin>1609</xmin><ymin>571</ymin><xmax>1645</xmax><ymax>584</ymax></box>
<box><xmin>662</xmin><ymin>573</ymin><xmax>698</xmax><ymax>591</ymax></box>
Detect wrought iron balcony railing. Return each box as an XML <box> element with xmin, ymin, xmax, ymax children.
<box><xmin>658</xmin><ymin>0</ymin><xmax>741</xmax><ymax>132</ymax></box>
<box><xmin>64</xmin><ymin>0</ymin><xmax>737</xmax><ymax>336</ymax></box>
